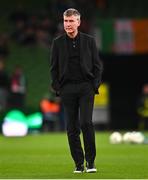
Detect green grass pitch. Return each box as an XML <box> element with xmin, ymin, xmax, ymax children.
<box><xmin>0</xmin><ymin>132</ymin><xmax>148</xmax><ymax>179</ymax></box>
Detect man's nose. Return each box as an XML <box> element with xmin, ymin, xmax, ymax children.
<box><xmin>67</xmin><ymin>21</ymin><xmax>71</xmax><ymax>26</ymax></box>
<box><xmin>67</xmin><ymin>23</ymin><xmax>70</xmax><ymax>26</ymax></box>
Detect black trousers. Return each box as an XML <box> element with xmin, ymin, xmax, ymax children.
<box><xmin>60</xmin><ymin>82</ymin><xmax>96</xmax><ymax>167</ymax></box>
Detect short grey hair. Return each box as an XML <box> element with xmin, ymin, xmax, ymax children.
<box><xmin>63</xmin><ymin>8</ymin><xmax>81</xmax><ymax>20</ymax></box>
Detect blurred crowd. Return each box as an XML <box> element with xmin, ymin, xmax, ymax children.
<box><xmin>9</xmin><ymin>0</ymin><xmax>107</xmax><ymax>48</ymax></box>
<box><xmin>0</xmin><ymin>0</ymin><xmax>108</xmax><ymax>66</ymax></box>
<box><xmin>0</xmin><ymin>0</ymin><xmax>108</xmax><ymax>110</ymax></box>
<box><xmin>0</xmin><ymin>60</ymin><xmax>26</xmax><ymax>112</ymax></box>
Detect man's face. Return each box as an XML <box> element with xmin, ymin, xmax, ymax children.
<box><xmin>63</xmin><ymin>15</ymin><xmax>80</xmax><ymax>34</ymax></box>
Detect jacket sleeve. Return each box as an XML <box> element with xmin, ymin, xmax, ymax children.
<box><xmin>50</xmin><ymin>39</ymin><xmax>60</xmax><ymax>92</ymax></box>
<box><xmin>91</xmin><ymin>38</ymin><xmax>103</xmax><ymax>94</ymax></box>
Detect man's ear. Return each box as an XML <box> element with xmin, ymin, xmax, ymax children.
<box><xmin>78</xmin><ymin>19</ymin><xmax>81</xmax><ymax>27</ymax></box>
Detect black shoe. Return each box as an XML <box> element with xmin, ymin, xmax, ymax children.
<box><xmin>86</xmin><ymin>162</ymin><xmax>97</xmax><ymax>173</ymax></box>
<box><xmin>73</xmin><ymin>164</ymin><xmax>84</xmax><ymax>173</ymax></box>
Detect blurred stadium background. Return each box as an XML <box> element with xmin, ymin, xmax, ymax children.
<box><xmin>0</xmin><ymin>0</ymin><xmax>148</xmax><ymax>178</ymax></box>
<box><xmin>0</xmin><ymin>0</ymin><xmax>148</xmax><ymax>131</ymax></box>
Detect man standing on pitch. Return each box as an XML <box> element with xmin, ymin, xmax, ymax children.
<box><xmin>50</xmin><ymin>8</ymin><xmax>103</xmax><ymax>173</ymax></box>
